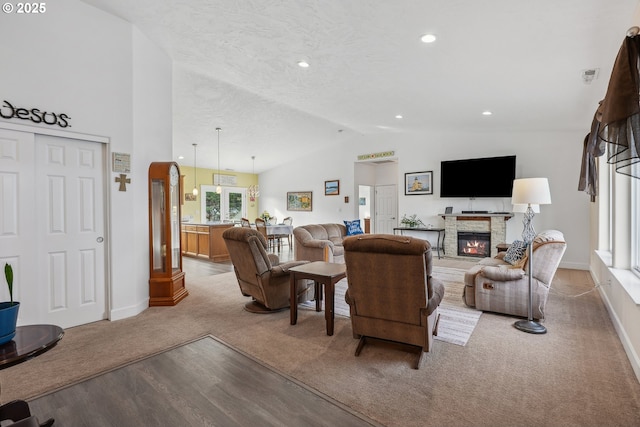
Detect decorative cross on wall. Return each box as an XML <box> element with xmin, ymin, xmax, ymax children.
<box><xmin>115</xmin><ymin>174</ymin><xmax>131</xmax><ymax>191</ymax></box>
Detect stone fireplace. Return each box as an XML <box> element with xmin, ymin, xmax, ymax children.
<box><xmin>457</xmin><ymin>231</ymin><xmax>491</xmax><ymax>257</ymax></box>
<box><xmin>443</xmin><ymin>213</ymin><xmax>512</xmax><ymax>259</ymax></box>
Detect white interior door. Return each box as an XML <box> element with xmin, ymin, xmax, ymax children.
<box><xmin>375</xmin><ymin>184</ymin><xmax>397</xmax><ymax>234</ymax></box>
<box><xmin>0</xmin><ymin>129</ymin><xmax>36</xmax><ymax>322</ymax></box>
<box><xmin>35</xmin><ymin>134</ymin><xmax>106</xmax><ymax>328</ymax></box>
<box><xmin>0</xmin><ymin>128</ymin><xmax>107</xmax><ymax>328</ymax></box>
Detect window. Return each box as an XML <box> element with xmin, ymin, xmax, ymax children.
<box><xmin>200</xmin><ymin>185</ymin><xmax>247</xmax><ymax>223</ymax></box>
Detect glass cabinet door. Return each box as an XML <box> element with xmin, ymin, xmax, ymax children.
<box><xmin>170</xmin><ymin>181</ymin><xmax>181</xmax><ymax>272</ymax></box>
<box><xmin>151</xmin><ymin>179</ymin><xmax>166</xmax><ymax>273</ymax></box>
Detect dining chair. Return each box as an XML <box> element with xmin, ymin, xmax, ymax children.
<box><xmin>255</xmin><ymin>218</ymin><xmax>277</xmax><ymax>250</ymax></box>
<box><xmin>241</xmin><ymin>218</ymin><xmax>251</xmax><ymax>228</ymax></box>
<box><xmin>282</xmin><ymin>217</ymin><xmax>293</xmax><ymax>247</ymax></box>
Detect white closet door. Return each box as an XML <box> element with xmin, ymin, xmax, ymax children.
<box><xmin>0</xmin><ymin>129</ymin><xmax>36</xmax><ymax>323</ymax></box>
<box><xmin>0</xmin><ymin>127</ymin><xmax>107</xmax><ymax>328</ymax></box>
<box><xmin>34</xmin><ymin>134</ymin><xmax>106</xmax><ymax>328</ymax></box>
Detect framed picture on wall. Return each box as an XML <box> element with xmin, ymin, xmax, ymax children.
<box><xmin>324</xmin><ymin>180</ymin><xmax>340</xmax><ymax>195</ymax></box>
<box><xmin>287</xmin><ymin>191</ymin><xmax>313</xmax><ymax>211</ymax></box>
<box><xmin>405</xmin><ymin>171</ymin><xmax>433</xmax><ymax>195</ymax></box>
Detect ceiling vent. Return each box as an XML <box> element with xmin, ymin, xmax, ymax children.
<box><xmin>582</xmin><ymin>68</ymin><xmax>600</xmax><ymax>84</ymax></box>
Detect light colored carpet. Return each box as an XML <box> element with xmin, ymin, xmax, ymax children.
<box><xmin>2</xmin><ymin>266</ymin><xmax>640</xmax><ymax>427</ymax></box>
<box><xmin>302</xmin><ymin>266</ymin><xmax>481</xmax><ymax>346</ymax></box>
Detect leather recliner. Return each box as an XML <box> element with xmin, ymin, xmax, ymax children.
<box><xmin>343</xmin><ymin>234</ymin><xmax>445</xmax><ymax>369</ymax></box>
<box><xmin>223</xmin><ymin>227</ymin><xmax>313</xmax><ymax>313</ymax></box>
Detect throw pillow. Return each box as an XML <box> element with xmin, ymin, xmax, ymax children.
<box><xmin>504</xmin><ymin>240</ymin><xmax>527</xmax><ymax>265</ymax></box>
<box><xmin>344</xmin><ymin>219</ymin><xmax>364</xmax><ymax>236</ymax></box>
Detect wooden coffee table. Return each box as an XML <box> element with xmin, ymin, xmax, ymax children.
<box><xmin>289</xmin><ymin>261</ymin><xmax>347</xmax><ymax>336</ymax></box>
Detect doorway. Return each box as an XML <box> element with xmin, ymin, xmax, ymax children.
<box><xmin>199</xmin><ymin>185</ymin><xmax>247</xmax><ymax>223</ymax></box>
<box><xmin>355</xmin><ymin>160</ymin><xmax>398</xmax><ymax>234</ymax></box>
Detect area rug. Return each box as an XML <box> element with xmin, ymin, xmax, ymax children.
<box><xmin>302</xmin><ymin>266</ymin><xmax>481</xmax><ymax>346</ymax></box>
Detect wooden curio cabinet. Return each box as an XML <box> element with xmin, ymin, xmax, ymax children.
<box><xmin>148</xmin><ymin>162</ymin><xmax>188</xmax><ymax>306</ymax></box>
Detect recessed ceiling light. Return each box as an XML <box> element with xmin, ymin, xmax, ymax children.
<box><xmin>297</xmin><ymin>60</ymin><xmax>309</xmax><ymax>68</ymax></box>
<box><xmin>420</xmin><ymin>34</ymin><xmax>437</xmax><ymax>43</ymax></box>
<box><xmin>482</xmin><ymin>111</ymin><xmax>493</xmax><ymax>116</ymax></box>
<box><xmin>178</xmin><ymin>155</ymin><xmax>184</xmax><ymax>159</ymax></box>
<box><xmin>395</xmin><ymin>115</ymin><xmax>403</xmax><ymax>119</ymax></box>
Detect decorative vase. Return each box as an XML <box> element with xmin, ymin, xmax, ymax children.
<box><xmin>0</xmin><ymin>302</ymin><xmax>20</xmax><ymax>345</ymax></box>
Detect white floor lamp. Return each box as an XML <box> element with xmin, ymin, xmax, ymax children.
<box><xmin>511</xmin><ymin>178</ymin><xmax>552</xmax><ymax>334</ymax></box>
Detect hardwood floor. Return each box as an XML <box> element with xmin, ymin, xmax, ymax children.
<box><xmin>28</xmin><ymin>336</ymin><xmax>381</xmax><ymax>427</ymax></box>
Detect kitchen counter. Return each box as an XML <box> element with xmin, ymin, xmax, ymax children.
<box><xmin>180</xmin><ymin>223</ymin><xmax>235</xmax><ymax>261</ymax></box>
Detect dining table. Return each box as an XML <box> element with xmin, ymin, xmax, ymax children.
<box><xmin>250</xmin><ymin>223</ymin><xmax>294</xmax><ymax>251</ymax></box>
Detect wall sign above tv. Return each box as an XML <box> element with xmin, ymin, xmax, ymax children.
<box><xmin>440</xmin><ymin>155</ymin><xmax>516</xmax><ymax>198</ymax></box>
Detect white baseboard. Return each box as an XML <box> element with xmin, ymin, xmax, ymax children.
<box><xmin>109</xmin><ymin>298</ymin><xmax>148</xmax><ymax>321</ymax></box>
<box><xmin>559</xmin><ymin>261</ymin><xmax>589</xmax><ymax>270</ymax></box>
<box><xmin>590</xmin><ymin>267</ymin><xmax>640</xmax><ymax>384</ymax></box>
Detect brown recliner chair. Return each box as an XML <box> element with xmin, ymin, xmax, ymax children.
<box><xmin>222</xmin><ymin>227</ymin><xmax>313</xmax><ymax>313</ymax></box>
<box><xmin>343</xmin><ymin>234</ymin><xmax>445</xmax><ymax>369</ymax></box>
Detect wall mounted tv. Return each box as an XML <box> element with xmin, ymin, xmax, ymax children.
<box><xmin>440</xmin><ymin>155</ymin><xmax>516</xmax><ymax>198</ymax></box>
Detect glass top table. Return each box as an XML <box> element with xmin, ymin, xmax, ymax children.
<box><xmin>0</xmin><ymin>324</ymin><xmax>64</xmax><ymax>370</ymax></box>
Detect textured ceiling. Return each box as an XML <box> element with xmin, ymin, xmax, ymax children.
<box><xmin>81</xmin><ymin>0</ymin><xmax>639</xmax><ymax>173</ymax></box>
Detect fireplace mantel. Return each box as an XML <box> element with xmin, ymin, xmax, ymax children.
<box><xmin>441</xmin><ymin>213</ymin><xmax>514</xmax><ymax>221</ymax></box>
<box><xmin>442</xmin><ymin>213</ymin><xmax>513</xmax><ymax>259</ymax></box>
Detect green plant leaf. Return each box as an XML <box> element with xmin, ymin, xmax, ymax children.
<box><xmin>4</xmin><ymin>263</ymin><xmax>13</xmax><ymax>305</ymax></box>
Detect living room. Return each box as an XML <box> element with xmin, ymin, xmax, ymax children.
<box><xmin>1</xmin><ymin>0</ymin><xmax>640</xmax><ymax>425</ymax></box>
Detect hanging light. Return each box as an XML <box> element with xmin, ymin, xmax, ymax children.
<box><xmin>248</xmin><ymin>155</ymin><xmax>260</xmax><ymax>202</ymax></box>
<box><xmin>215</xmin><ymin>127</ymin><xmax>222</xmax><ymax>194</ymax></box>
<box><xmin>192</xmin><ymin>143</ymin><xmax>198</xmax><ymax>196</ymax></box>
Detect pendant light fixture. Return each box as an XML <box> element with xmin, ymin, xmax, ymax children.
<box><xmin>248</xmin><ymin>155</ymin><xmax>260</xmax><ymax>202</ymax></box>
<box><xmin>215</xmin><ymin>127</ymin><xmax>222</xmax><ymax>194</ymax></box>
<box><xmin>192</xmin><ymin>143</ymin><xmax>198</xmax><ymax>196</ymax></box>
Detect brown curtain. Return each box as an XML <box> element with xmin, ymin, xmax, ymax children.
<box><xmin>578</xmin><ymin>108</ymin><xmax>606</xmax><ymax>201</ymax></box>
<box><xmin>579</xmin><ymin>31</ymin><xmax>640</xmax><ymax>200</ymax></box>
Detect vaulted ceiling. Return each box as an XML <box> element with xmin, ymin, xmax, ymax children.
<box><xmin>81</xmin><ymin>0</ymin><xmax>639</xmax><ymax>172</ymax></box>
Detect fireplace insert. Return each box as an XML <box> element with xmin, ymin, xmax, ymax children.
<box><xmin>457</xmin><ymin>232</ymin><xmax>491</xmax><ymax>257</ymax></box>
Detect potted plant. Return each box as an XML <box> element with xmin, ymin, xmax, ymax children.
<box><xmin>0</xmin><ymin>263</ymin><xmax>20</xmax><ymax>345</ymax></box>
<box><xmin>260</xmin><ymin>210</ymin><xmax>272</xmax><ymax>224</ymax></box>
<box><xmin>400</xmin><ymin>214</ymin><xmax>425</xmax><ymax>228</ymax></box>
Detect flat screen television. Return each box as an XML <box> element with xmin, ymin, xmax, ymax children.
<box><xmin>440</xmin><ymin>155</ymin><xmax>516</xmax><ymax>198</ymax></box>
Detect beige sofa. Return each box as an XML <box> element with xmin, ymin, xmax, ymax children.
<box><xmin>293</xmin><ymin>223</ymin><xmax>347</xmax><ymax>263</ymax></box>
<box><xmin>463</xmin><ymin>230</ymin><xmax>566</xmax><ymax>320</ymax></box>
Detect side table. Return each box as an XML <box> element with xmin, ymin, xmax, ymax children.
<box><xmin>393</xmin><ymin>227</ymin><xmax>445</xmax><ymax>259</ymax></box>
<box><xmin>0</xmin><ymin>325</ymin><xmax>63</xmax><ymax>427</ymax></box>
<box><xmin>0</xmin><ymin>325</ymin><xmax>64</xmax><ymax>369</ymax></box>
<box><xmin>496</xmin><ymin>243</ymin><xmax>510</xmax><ymax>253</ymax></box>
<box><xmin>289</xmin><ymin>261</ymin><xmax>347</xmax><ymax>336</ymax></box>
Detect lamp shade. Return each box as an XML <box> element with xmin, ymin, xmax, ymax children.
<box><xmin>511</xmin><ymin>178</ymin><xmax>551</xmax><ymax>205</ymax></box>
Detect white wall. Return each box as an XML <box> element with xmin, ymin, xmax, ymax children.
<box><xmin>0</xmin><ymin>0</ymin><xmax>173</xmax><ymax>320</ymax></box>
<box><xmin>260</xmin><ymin>128</ymin><xmax>590</xmax><ymax>269</ymax></box>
